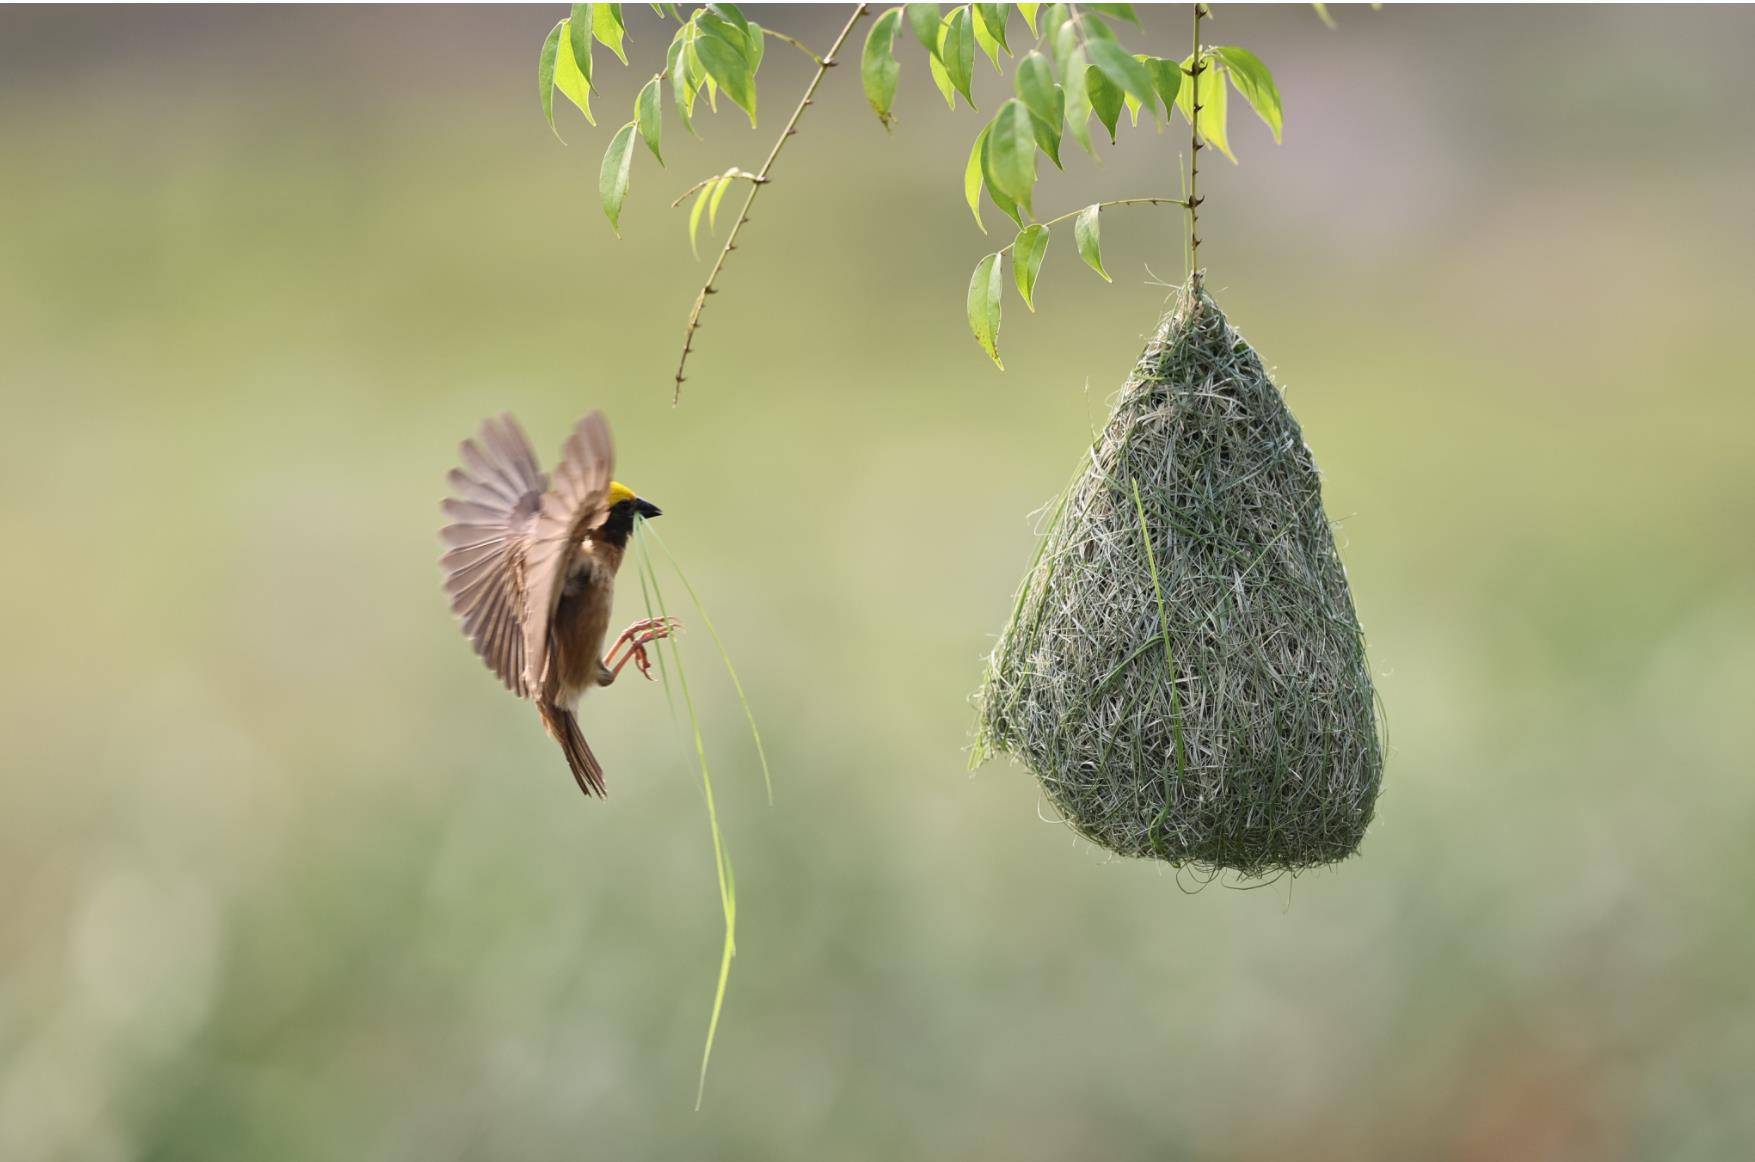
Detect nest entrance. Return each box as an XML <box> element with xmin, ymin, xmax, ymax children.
<box><xmin>976</xmin><ymin>286</ymin><xmax>1382</xmax><ymax>876</ymax></box>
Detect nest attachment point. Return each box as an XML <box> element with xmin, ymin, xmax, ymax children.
<box><xmin>976</xmin><ymin>284</ymin><xmax>1382</xmax><ymax>876</ymax></box>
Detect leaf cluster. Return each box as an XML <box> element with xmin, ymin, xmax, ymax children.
<box><xmin>540</xmin><ymin>3</ymin><xmax>770</xmax><ymax>234</ymax></box>
<box><xmin>861</xmin><ymin>4</ymin><xmax>1283</xmax><ymax>365</ymax></box>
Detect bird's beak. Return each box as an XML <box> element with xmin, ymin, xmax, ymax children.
<box><xmin>634</xmin><ymin>497</ymin><xmax>662</xmax><ymax>520</ymax></box>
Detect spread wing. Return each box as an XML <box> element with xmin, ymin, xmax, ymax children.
<box><xmin>439</xmin><ymin>413</ymin><xmax>548</xmax><ymax>697</ymax></box>
<box><xmin>522</xmin><ymin>410</ymin><xmax>616</xmax><ymax>696</ymax></box>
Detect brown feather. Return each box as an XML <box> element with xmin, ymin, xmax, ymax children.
<box><xmin>538</xmin><ymin>701</ymin><xmax>607</xmax><ymax>796</ymax></box>
<box><xmin>437</xmin><ymin>414</ymin><xmax>548</xmax><ymax>697</ymax></box>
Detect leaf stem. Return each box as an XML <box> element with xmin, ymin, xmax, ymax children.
<box><xmin>672</xmin><ymin>4</ymin><xmax>870</xmax><ymax>404</ymax></box>
<box><xmin>669</xmin><ymin>169</ymin><xmax>765</xmax><ymax>208</ymax></box>
<box><xmin>997</xmin><ymin>197</ymin><xmax>1189</xmax><ymax>257</ymax></box>
<box><xmin>763</xmin><ymin>27</ymin><xmax>825</xmax><ymax>65</ymax></box>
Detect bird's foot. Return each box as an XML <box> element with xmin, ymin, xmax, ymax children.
<box><xmin>604</xmin><ymin>616</ymin><xmax>681</xmax><ymax>682</ymax></box>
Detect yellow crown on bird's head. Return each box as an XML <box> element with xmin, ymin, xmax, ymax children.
<box><xmin>605</xmin><ymin>481</ymin><xmax>662</xmax><ymax>521</ymax></box>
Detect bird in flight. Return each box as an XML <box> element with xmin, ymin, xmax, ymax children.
<box><xmin>439</xmin><ymin>410</ymin><xmax>675</xmax><ymax>796</ymax></box>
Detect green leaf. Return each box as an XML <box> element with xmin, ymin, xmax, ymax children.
<box><xmin>538</xmin><ymin>22</ymin><xmax>562</xmax><ymax>139</ymax></box>
<box><xmin>1080</xmin><ymin>12</ymin><xmax>1119</xmax><ymax>42</ymax></box>
<box><xmin>687</xmin><ymin>29</ymin><xmax>711</xmax><ymax>83</ymax></box>
<box><xmin>1049</xmin><ymin>14</ymin><xmax>1079</xmax><ymax>77</ymax></box>
<box><xmin>593</xmin><ymin>1</ymin><xmax>628</xmax><ymax>65</ymax></box>
<box><xmin>862</xmin><ymin>7</ymin><xmax>903</xmax><ymax>128</ymax></box>
<box><xmin>1196</xmin><ymin>55</ymin><xmax>1234</xmax><ymax>161</ymax></box>
<box><xmin>708</xmin><ymin>168</ymin><xmax>734</xmax><ymax>230</ymax></box>
<box><xmin>1013</xmin><ymin>51</ymin><xmax>1056</xmax><ymax>124</ymax></box>
<box><xmin>1312</xmin><ymin>2</ymin><xmax>1338</xmax><ymax>29</ymax></box>
<box><xmin>1084</xmin><ymin>3</ymin><xmax>1139</xmax><ymax>24</ymax></box>
<box><xmin>1213</xmin><ymin>45</ymin><xmax>1283</xmax><ymax>142</ymax></box>
<box><xmin>568</xmin><ymin>6</ymin><xmax>595</xmax><ymax>87</ymax></box>
<box><xmin>688</xmin><ymin>177</ymin><xmax>714</xmax><ymax>257</ymax></box>
<box><xmin>746</xmin><ymin>21</ymin><xmax>764</xmax><ymax>73</ymax></box>
<box><xmin>556</xmin><ymin>19</ymin><xmax>595</xmax><ymax>126</ymax></box>
<box><xmin>927</xmin><ymin>46</ymin><xmax>957</xmax><ymax>108</ymax></box>
<box><xmin>1040</xmin><ymin>3</ymin><xmax>1070</xmax><ymax>39</ymax></box>
<box><xmin>1074</xmin><ymin>203</ymin><xmax>1109</xmax><ymax>281</ymax></box>
<box><xmin>1012</xmin><ymin>224</ymin><xmax>1048</xmax><ymax>311</ymax></box>
<box><xmin>1086</xmin><ymin>38</ymin><xmax>1155</xmax><ymax>108</ymax></box>
<box><xmin>976</xmin><ymin>3</ymin><xmax>1011</xmax><ymax>50</ymax></box>
<box><xmin>1143</xmin><ymin>56</ymin><xmax>1181</xmax><ymax>122</ymax></box>
<box><xmin>600</xmin><ymin>121</ymin><xmax>637</xmax><ymax>233</ymax></box>
<box><xmin>1062</xmin><ymin>46</ymin><xmax>1095</xmax><ymax>157</ymax></box>
<box><xmin>940</xmin><ymin>7</ymin><xmax>976</xmax><ymax>107</ymax></box>
<box><xmin>905</xmin><ymin>3</ymin><xmax>941</xmax><ymax>53</ymax></box>
<box><xmin>708</xmin><ymin>2</ymin><xmax>749</xmax><ymax>34</ymax></box>
<box><xmin>979</xmin><ymin>128</ymin><xmax>1024</xmax><ymax>227</ymax></box>
<box><xmin>967</xmin><ymin>252</ymin><xmax>1003</xmax><ymax>368</ymax></box>
<box><xmin>636</xmin><ymin>76</ymin><xmax>663</xmax><ymax>161</ymax></box>
<box><xmin>697</xmin><ymin>10</ymin><xmax>742</xmax><ymax>47</ymax></box>
<box><xmin>695</xmin><ymin>30</ymin><xmax>758</xmax><ymax>125</ymax></box>
<box><xmin>1086</xmin><ymin>64</ymin><xmax>1122</xmax><ymax>142</ymax></box>
<box><xmin>974</xmin><ymin>3</ymin><xmax>1010</xmax><ymax>54</ymax></box>
<box><xmin>1030</xmin><ymin>89</ymin><xmax>1064</xmax><ymax>168</ymax></box>
<box><xmin>971</xmin><ymin>7</ymin><xmax>1005</xmax><ymax>73</ymax></box>
<box><xmin>668</xmin><ymin>35</ymin><xmax>697</xmax><ymax>135</ymax></box>
<box><xmin>986</xmin><ymin>98</ymin><xmax>1036</xmax><ymax>213</ymax></box>
<box><xmin>964</xmin><ymin>124</ymin><xmax>988</xmax><ymax>232</ymax></box>
<box><xmin>1018</xmin><ymin>2</ymin><xmax>1041</xmax><ymax>36</ymax></box>
<box><xmin>1014</xmin><ymin>53</ymin><xmax>1063</xmax><ymax>166</ymax></box>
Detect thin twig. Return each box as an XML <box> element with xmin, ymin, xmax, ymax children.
<box><xmin>672</xmin><ymin>4</ymin><xmax>869</xmax><ymax>404</ymax></box>
<box><xmin>995</xmin><ymin>198</ymin><xmax>1190</xmax><ymax>257</ymax></box>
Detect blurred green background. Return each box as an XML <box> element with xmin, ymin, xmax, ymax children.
<box><xmin>3</xmin><ymin>4</ymin><xmax>1753</xmax><ymax>1159</ymax></box>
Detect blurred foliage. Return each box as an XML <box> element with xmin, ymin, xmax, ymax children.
<box><xmin>2</xmin><ymin>5</ymin><xmax>1754</xmax><ymax>1160</ymax></box>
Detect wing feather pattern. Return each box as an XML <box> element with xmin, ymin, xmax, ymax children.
<box><xmin>439</xmin><ymin>413</ymin><xmax>548</xmax><ymax>697</ymax></box>
<box><xmin>521</xmin><ymin>411</ymin><xmax>615</xmax><ymax>695</ymax></box>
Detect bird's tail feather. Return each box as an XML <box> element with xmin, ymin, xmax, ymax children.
<box><xmin>538</xmin><ymin>703</ymin><xmax>606</xmax><ymax>797</ymax></box>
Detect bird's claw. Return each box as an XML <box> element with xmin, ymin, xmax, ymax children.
<box><xmin>604</xmin><ymin>616</ymin><xmax>682</xmax><ymax>681</ymax></box>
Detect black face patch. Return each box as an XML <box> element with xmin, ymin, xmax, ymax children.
<box><xmin>597</xmin><ymin>499</ymin><xmax>638</xmax><ymax>548</ymax></box>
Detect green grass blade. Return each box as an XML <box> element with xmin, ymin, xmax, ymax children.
<box><xmin>645</xmin><ymin>524</ymin><xmax>775</xmax><ymax>806</ymax></box>
<box><xmin>634</xmin><ymin>526</ymin><xmax>677</xmax><ymax>715</ymax></box>
<box><xmin>633</xmin><ymin>525</ymin><xmax>735</xmax><ymax>1110</ymax></box>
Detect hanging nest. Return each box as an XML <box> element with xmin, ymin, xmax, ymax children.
<box><xmin>975</xmin><ymin>285</ymin><xmax>1382</xmax><ymax>876</ymax></box>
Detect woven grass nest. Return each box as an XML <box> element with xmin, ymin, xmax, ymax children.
<box><xmin>976</xmin><ymin>285</ymin><xmax>1382</xmax><ymax>876</ymax></box>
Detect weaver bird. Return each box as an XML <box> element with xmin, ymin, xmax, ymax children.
<box><xmin>439</xmin><ymin>410</ymin><xmax>675</xmax><ymax>796</ymax></box>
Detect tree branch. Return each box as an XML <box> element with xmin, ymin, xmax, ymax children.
<box><xmin>672</xmin><ymin>4</ymin><xmax>869</xmax><ymax>404</ymax></box>
<box><xmin>1187</xmin><ymin>2</ymin><xmax>1206</xmax><ymax>294</ymax></box>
